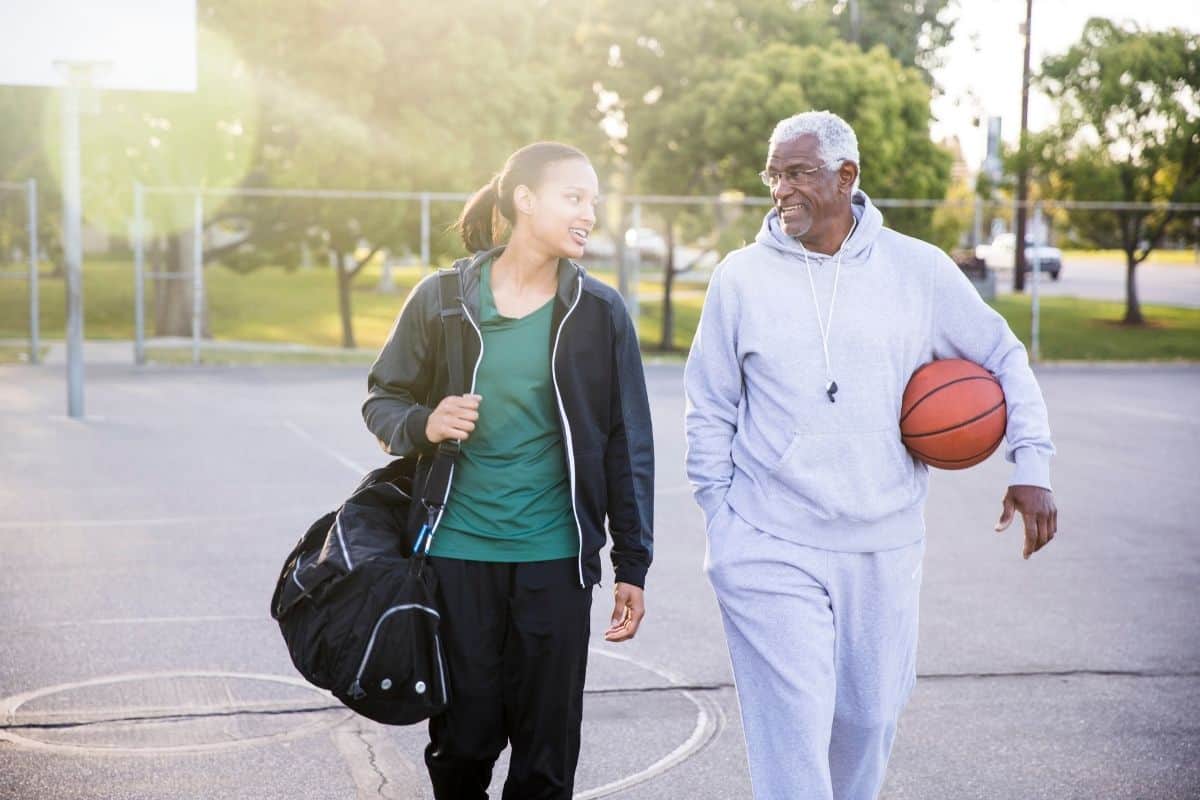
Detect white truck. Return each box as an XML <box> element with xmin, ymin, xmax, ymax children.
<box><xmin>975</xmin><ymin>232</ymin><xmax>1063</xmax><ymax>280</ymax></box>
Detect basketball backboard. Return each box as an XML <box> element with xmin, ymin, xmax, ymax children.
<box><xmin>0</xmin><ymin>0</ymin><xmax>196</xmax><ymax>92</ymax></box>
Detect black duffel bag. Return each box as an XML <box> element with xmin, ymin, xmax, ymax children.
<box><xmin>270</xmin><ymin>266</ymin><xmax>467</xmax><ymax>725</ymax></box>
<box><xmin>270</xmin><ymin>459</ymin><xmax>450</xmax><ymax>724</ymax></box>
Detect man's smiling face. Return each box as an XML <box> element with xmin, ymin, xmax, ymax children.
<box><xmin>766</xmin><ymin>133</ymin><xmax>845</xmax><ymax>243</ymax></box>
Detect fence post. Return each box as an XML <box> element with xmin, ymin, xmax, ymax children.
<box><xmin>133</xmin><ymin>182</ymin><xmax>145</xmax><ymax>365</ymax></box>
<box><xmin>1030</xmin><ymin>202</ymin><xmax>1043</xmax><ymax>363</ymax></box>
<box><xmin>626</xmin><ymin>200</ymin><xmax>642</xmax><ymax>323</ymax></box>
<box><xmin>26</xmin><ymin>178</ymin><xmax>39</xmax><ymax>365</ymax></box>
<box><xmin>192</xmin><ymin>191</ymin><xmax>204</xmax><ymax>366</ymax></box>
<box><xmin>420</xmin><ymin>192</ymin><xmax>431</xmax><ymax>267</ymax></box>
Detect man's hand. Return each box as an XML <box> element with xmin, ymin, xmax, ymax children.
<box><xmin>995</xmin><ymin>485</ymin><xmax>1058</xmax><ymax>560</ymax></box>
<box><xmin>425</xmin><ymin>394</ymin><xmax>481</xmax><ymax>444</ymax></box>
<box><xmin>604</xmin><ymin>583</ymin><xmax>645</xmax><ymax>642</ymax></box>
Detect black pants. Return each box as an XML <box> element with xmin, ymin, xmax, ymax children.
<box><xmin>425</xmin><ymin>556</ymin><xmax>593</xmax><ymax>800</ymax></box>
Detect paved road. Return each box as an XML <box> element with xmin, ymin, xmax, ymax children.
<box><xmin>1</xmin><ymin>363</ymin><xmax>1198</xmax><ymax>799</ymax></box>
<box><xmin>992</xmin><ymin>256</ymin><xmax>1200</xmax><ymax>307</ymax></box>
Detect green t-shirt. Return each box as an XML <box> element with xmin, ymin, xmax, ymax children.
<box><xmin>429</xmin><ymin>259</ymin><xmax>579</xmax><ymax>562</ymax></box>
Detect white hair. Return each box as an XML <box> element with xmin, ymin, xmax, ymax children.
<box><xmin>769</xmin><ymin>110</ymin><xmax>861</xmax><ymax>191</ymax></box>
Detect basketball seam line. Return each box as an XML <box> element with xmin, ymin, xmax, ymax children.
<box><xmin>907</xmin><ymin>430</ymin><xmax>1006</xmax><ymax>464</ymax></box>
<box><xmin>900</xmin><ymin>374</ymin><xmax>1000</xmax><ymax>425</ymax></box>
<box><xmin>902</xmin><ymin>400</ymin><xmax>1007</xmax><ymax>439</ymax></box>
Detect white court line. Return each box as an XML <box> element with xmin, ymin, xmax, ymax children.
<box><xmin>13</xmin><ymin>697</ymin><xmax>335</xmax><ymax>723</ymax></box>
<box><xmin>0</xmin><ymin>509</ymin><xmax>314</xmax><ymax>530</ymax></box>
<box><xmin>575</xmin><ymin>647</ymin><xmax>724</xmax><ymax>800</ymax></box>
<box><xmin>0</xmin><ymin>618</ymin><xmax>724</xmax><ymax>796</ymax></box>
<box><xmin>282</xmin><ymin>420</ymin><xmax>370</xmax><ymax>476</ymax></box>
<box><xmin>1</xmin><ymin>615</ymin><xmax>265</xmax><ymax>631</ymax></box>
<box><xmin>0</xmin><ymin>671</ymin><xmax>352</xmax><ymax>756</ymax></box>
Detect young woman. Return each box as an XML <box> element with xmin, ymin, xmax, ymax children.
<box><xmin>362</xmin><ymin>141</ymin><xmax>654</xmax><ymax>800</ymax></box>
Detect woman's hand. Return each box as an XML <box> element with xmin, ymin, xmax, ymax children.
<box><xmin>425</xmin><ymin>394</ymin><xmax>481</xmax><ymax>443</ymax></box>
<box><xmin>604</xmin><ymin>583</ymin><xmax>645</xmax><ymax>642</ymax></box>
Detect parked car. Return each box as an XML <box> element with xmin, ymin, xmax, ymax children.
<box><xmin>974</xmin><ymin>232</ymin><xmax>1062</xmax><ymax>280</ymax></box>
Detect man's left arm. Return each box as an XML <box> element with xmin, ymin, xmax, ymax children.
<box><xmin>929</xmin><ymin>254</ymin><xmax>1058</xmax><ymax>558</ymax></box>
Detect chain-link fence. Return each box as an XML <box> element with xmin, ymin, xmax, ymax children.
<box><xmin>3</xmin><ymin>184</ymin><xmax>1198</xmax><ymax>366</ymax></box>
<box><xmin>129</xmin><ymin>186</ymin><xmax>477</xmax><ymax>364</ymax></box>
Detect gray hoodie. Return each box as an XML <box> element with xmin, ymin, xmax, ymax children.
<box><xmin>684</xmin><ymin>190</ymin><xmax>1054</xmax><ymax>552</ymax></box>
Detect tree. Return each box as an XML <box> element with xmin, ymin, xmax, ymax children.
<box><xmin>574</xmin><ymin>2</ymin><xmax>953</xmax><ymax>349</ymax></box>
<box><xmin>581</xmin><ymin>4</ymin><xmax>832</xmax><ymax>350</ymax></box>
<box><xmin>0</xmin><ymin>88</ymin><xmax>62</xmax><ymax>276</ymax></box>
<box><xmin>1027</xmin><ymin>18</ymin><xmax>1200</xmax><ymax>325</ymax></box>
<box><xmin>226</xmin><ymin>0</ymin><xmax>606</xmax><ymax>345</ymax></box>
<box><xmin>834</xmin><ymin>0</ymin><xmax>957</xmax><ymax>79</ymax></box>
<box><xmin>205</xmin><ymin>0</ymin><xmax>595</xmax><ymax>347</ymax></box>
<box><xmin>630</xmin><ymin>41</ymin><xmax>951</xmax><ymax>349</ymax></box>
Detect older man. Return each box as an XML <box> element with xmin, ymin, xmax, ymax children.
<box><xmin>684</xmin><ymin>110</ymin><xmax>1057</xmax><ymax>800</ymax></box>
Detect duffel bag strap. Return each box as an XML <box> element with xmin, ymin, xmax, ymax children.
<box><xmin>436</xmin><ymin>265</ymin><xmax>468</xmax><ymax>400</ymax></box>
<box><xmin>414</xmin><ymin>264</ymin><xmax>469</xmax><ymax>557</ymax></box>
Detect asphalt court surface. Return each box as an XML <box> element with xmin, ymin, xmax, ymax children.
<box><xmin>1</xmin><ymin>362</ymin><xmax>1198</xmax><ymax>799</ymax></box>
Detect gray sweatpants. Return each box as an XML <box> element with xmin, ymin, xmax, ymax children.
<box><xmin>705</xmin><ymin>502</ymin><xmax>925</xmax><ymax>800</ymax></box>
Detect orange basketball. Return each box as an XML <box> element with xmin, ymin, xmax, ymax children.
<box><xmin>900</xmin><ymin>359</ymin><xmax>1007</xmax><ymax>470</ymax></box>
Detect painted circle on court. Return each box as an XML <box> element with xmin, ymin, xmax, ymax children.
<box><xmin>0</xmin><ymin>654</ymin><xmax>722</xmax><ymax>797</ymax></box>
<box><xmin>574</xmin><ymin>648</ymin><xmax>724</xmax><ymax>799</ymax></box>
<box><xmin>0</xmin><ymin>671</ymin><xmax>352</xmax><ymax>755</ymax></box>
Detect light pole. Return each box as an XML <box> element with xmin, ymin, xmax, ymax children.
<box><xmin>1013</xmin><ymin>0</ymin><xmax>1034</xmax><ymax>293</ymax></box>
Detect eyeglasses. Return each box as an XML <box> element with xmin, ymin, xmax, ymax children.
<box><xmin>759</xmin><ymin>160</ymin><xmax>841</xmax><ymax>188</ymax></box>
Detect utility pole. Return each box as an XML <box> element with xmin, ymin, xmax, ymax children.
<box><xmin>1013</xmin><ymin>0</ymin><xmax>1033</xmax><ymax>292</ymax></box>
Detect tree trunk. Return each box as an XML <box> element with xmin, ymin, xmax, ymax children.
<box><xmin>153</xmin><ymin>231</ymin><xmax>209</xmax><ymax>338</ymax></box>
<box><xmin>1123</xmin><ymin>250</ymin><xmax>1143</xmax><ymax>325</ymax></box>
<box><xmin>335</xmin><ymin>250</ymin><xmax>357</xmax><ymax>349</ymax></box>
<box><xmin>1117</xmin><ymin>210</ymin><xmax>1145</xmax><ymax>326</ymax></box>
<box><xmin>659</xmin><ymin>218</ymin><xmax>675</xmax><ymax>352</ymax></box>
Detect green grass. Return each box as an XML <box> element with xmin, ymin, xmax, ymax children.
<box><xmin>2</xmin><ymin>258</ymin><xmax>1197</xmax><ymax>361</ymax></box>
<box><xmin>0</xmin><ymin>259</ymin><xmax>426</xmax><ymax>347</ymax></box>
<box><xmin>991</xmin><ymin>295</ymin><xmax>1200</xmax><ymax>361</ymax></box>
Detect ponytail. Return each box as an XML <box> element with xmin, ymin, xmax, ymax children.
<box><xmin>454</xmin><ymin>141</ymin><xmax>589</xmax><ymax>254</ymax></box>
<box><xmin>456</xmin><ymin>175</ymin><xmax>502</xmax><ymax>252</ymax></box>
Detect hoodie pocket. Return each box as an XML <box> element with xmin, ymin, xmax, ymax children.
<box><xmin>767</xmin><ymin>428</ymin><xmax>920</xmax><ymax>522</ymax></box>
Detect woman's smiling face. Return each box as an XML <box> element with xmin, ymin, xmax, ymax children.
<box><xmin>517</xmin><ymin>158</ymin><xmax>600</xmax><ymax>260</ymax></box>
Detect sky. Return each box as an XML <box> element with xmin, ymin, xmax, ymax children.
<box><xmin>929</xmin><ymin>0</ymin><xmax>1198</xmax><ymax>171</ymax></box>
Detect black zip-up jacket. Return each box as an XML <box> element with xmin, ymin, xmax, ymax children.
<box><xmin>362</xmin><ymin>247</ymin><xmax>653</xmax><ymax>589</ymax></box>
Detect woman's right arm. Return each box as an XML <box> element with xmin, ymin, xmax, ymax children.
<box><xmin>362</xmin><ymin>275</ymin><xmax>439</xmax><ymax>457</ymax></box>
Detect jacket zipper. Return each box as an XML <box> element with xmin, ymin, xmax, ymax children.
<box><xmin>349</xmin><ymin>603</ymin><xmax>447</xmax><ymax>704</ymax></box>
<box><xmin>550</xmin><ymin>273</ymin><xmax>586</xmax><ymax>588</ymax></box>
